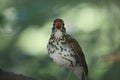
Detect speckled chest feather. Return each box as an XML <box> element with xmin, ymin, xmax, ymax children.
<box><xmin>47</xmin><ymin>36</ymin><xmax>77</xmax><ymax>69</ymax></box>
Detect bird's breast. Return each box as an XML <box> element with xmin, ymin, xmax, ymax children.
<box><xmin>47</xmin><ymin>38</ymin><xmax>77</xmax><ymax>69</ymax></box>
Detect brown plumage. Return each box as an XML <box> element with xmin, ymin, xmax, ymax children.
<box><xmin>65</xmin><ymin>34</ymin><xmax>88</xmax><ymax>80</ymax></box>
<box><xmin>65</xmin><ymin>34</ymin><xmax>88</xmax><ymax>75</ymax></box>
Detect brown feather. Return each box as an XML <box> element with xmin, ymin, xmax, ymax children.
<box><xmin>65</xmin><ymin>34</ymin><xmax>88</xmax><ymax>76</ymax></box>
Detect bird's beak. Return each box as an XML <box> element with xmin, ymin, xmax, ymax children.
<box><xmin>55</xmin><ymin>21</ymin><xmax>63</xmax><ymax>29</ymax></box>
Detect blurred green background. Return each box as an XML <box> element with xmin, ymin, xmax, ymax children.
<box><xmin>0</xmin><ymin>0</ymin><xmax>120</xmax><ymax>80</ymax></box>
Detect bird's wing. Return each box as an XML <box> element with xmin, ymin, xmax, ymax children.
<box><xmin>65</xmin><ymin>34</ymin><xmax>88</xmax><ymax>76</ymax></box>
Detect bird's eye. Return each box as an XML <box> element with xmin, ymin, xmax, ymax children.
<box><xmin>53</xmin><ymin>23</ymin><xmax>55</xmax><ymax>26</ymax></box>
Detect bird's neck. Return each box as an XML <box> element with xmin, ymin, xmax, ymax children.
<box><xmin>54</xmin><ymin>30</ymin><xmax>63</xmax><ymax>39</ymax></box>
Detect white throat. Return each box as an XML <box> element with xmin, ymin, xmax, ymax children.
<box><xmin>54</xmin><ymin>30</ymin><xmax>63</xmax><ymax>38</ymax></box>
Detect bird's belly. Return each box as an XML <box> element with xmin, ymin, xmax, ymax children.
<box><xmin>50</xmin><ymin>51</ymin><xmax>76</xmax><ymax>69</ymax></box>
<box><xmin>48</xmin><ymin>42</ymin><xmax>76</xmax><ymax>69</ymax></box>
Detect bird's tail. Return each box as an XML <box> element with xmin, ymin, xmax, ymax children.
<box><xmin>73</xmin><ymin>66</ymin><xmax>87</xmax><ymax>80</ymax></box>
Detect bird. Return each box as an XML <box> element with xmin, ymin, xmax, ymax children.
<box><xmin>47</xmin><ymin>18</ymin><xmax>88</xmax><ymax>80</ymax></box>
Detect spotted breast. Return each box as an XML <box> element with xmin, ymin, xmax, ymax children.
<box><xmin>47</xmin><ymin>36</ymin><xmax>77</xmax><ymax>69</ymax></box>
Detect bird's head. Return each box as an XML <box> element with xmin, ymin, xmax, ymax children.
<box><xmin>52</xmin><ymin>18</ymin><xmax>66</xmax><ymax>38</ymax></box>
<box><xmin>53</xmin><ymin>19</ymin><xmax>64</xmax><ymax>29</ymax></box>
<box><xmin>52</xmin><ymin>18</ymin><xmax>66</xmax><ymax>32</ymax></box>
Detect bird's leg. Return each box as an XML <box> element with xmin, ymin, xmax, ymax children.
<box><xmin>66</xmin><ymin>69</ymin><xmax>72</xmax><ymax>80</ymax></box>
